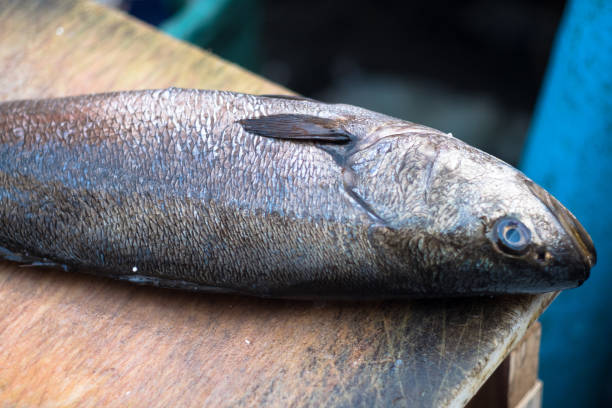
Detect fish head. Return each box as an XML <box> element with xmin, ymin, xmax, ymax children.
<box><xmin>352</xmin><ymin>124</ymin><xmax>596</xmax><ymax>295</ymax></box>
<box><xmin>237</xmin><ymin>104</ymin><xmax>595</xmax><ymax>296</ymax></box>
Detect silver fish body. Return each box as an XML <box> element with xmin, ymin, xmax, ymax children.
<box><xmin>0</xmin><ymin>88</ymin><xmax>596</xmax><ymax>298</ymax></box>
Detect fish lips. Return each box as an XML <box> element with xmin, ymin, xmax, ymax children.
<box><xmin>526</xmin><ymin>180</ymin><xmax>596</xmax><ymax>287</ymax></box>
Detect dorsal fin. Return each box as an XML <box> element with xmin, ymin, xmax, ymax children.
<box><xmin>238</xmin><ymin>114</ymin><xmax>352</xmax><ymax>143</ymax></box>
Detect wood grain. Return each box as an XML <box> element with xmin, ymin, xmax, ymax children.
<box><xmin>0</xmin><ymin>1</ymin><xmax>556</xmax><ymax>407</ymax></box>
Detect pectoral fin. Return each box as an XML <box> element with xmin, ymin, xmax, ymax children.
<box><xmin>238</xmin><ymin>114</ymin><xmax>352</xmax><ymax>142</ymax></box>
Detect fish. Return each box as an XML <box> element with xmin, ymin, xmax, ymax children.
<box><xmin>0</xmin><ymin>88</ymin><xmax>596</xmax><ymax>298</ymax></box>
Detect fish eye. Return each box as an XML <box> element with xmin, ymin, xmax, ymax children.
<box><xmin>494</xmin><ymin>217</ymin><xmax>531</xmax><ymax>255</ymax></box>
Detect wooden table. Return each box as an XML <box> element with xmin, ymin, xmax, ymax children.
<box><xmin>0</xmin><ymin>1</ymin><xmax>552</xmax><ymax>406</ymax></box>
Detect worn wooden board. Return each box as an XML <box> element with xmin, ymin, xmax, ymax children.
<box><xmin>0</xmin><ymin>1</ymin><xmax>556</xmax><ymax>407</ymax></box>
<box><xmin>467</xmin><ymin>322</ymin><xmax>542</xmax><ymax>408</ymax></box>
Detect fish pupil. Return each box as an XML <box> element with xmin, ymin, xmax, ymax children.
<box><xmin>504</xmin><ymin>227</ymin><xmax>521</xmax><ymax>244</ymax></box>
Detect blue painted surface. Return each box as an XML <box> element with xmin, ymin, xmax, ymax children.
<box><xmin>521</xmin><ymin>0</ymin><xmax>612</xmax><ymax>406</ymax></box>
<box><xmin>160</xmin><ymin>0</ymin><xmax>261</xmax><ymax>71</ymax></box>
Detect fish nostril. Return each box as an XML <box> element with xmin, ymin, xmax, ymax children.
<box><xmin>535</xmin><ymin>248</ymin><xmax>548</xmax><ymax>263</ymax></box>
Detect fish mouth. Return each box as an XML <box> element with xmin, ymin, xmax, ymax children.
<box><xmin>527</xmin><ymin>181</ymin><xmax>597</xmax><ymax>270</ymax></box>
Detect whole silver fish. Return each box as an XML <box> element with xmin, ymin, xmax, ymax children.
<box><xmin>0</xmin><ymin>88</ymin><xmax>596</xmax><ymax>298</ymax></box>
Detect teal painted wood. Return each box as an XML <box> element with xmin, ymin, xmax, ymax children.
<box><xmin>160</xmin><ymin>0</ymin><xmax>261</xmax><ymax>71</ymax></box>
<box><xmin>521</xmin><ymin>0</ymin><xmax>612</xmax><ymax>406</ymax></box>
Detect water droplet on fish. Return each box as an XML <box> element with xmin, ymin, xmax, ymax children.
<box><xmin>245</xmin><ymin>338</ymin><xmax>251</xmax><ymax>345</ymax></box>
<box><xmin>56</xmin><ymin>26</ymin><xmax>64</xmax><ymax>36</ymax></box>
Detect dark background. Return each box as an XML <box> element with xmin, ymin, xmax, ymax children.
<box><xmin>124</xmin><ymin>0</ymin><xmax>566</xmax><ymax>166</ymax></box>
<box><xmin>259</xmin><ymin>0</ymin><xmax>562</xmax><ymax>110</ymax></box>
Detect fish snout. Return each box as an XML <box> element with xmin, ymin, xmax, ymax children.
<box><xmin>555</xmin><ymin>201</ymin><xmax>596</xmax><ymax>269</ymax></box>
<box><xmin>526</xmin><ymin>181</ymin><xmax>596</xmax><ymax>281</ymax></box>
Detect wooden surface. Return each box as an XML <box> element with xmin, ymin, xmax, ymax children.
<box><xmin>0</xmin><ymin>1</ymin><xmax>556</xmax><ymax>407</ymax></box>
<box><xmin>467</xmin><ymin>322</ymin><xmax>542</xmax><ymax>408</ymax></box>
<box><xmin>516</xmin><ymin>381</ymin><xmax>543</xmax><ymax>408</ymax></box>
<box><xmin>507</xmin><ymin>322</ymin><xmax>541</xmax><ymax>407</ymax></box>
